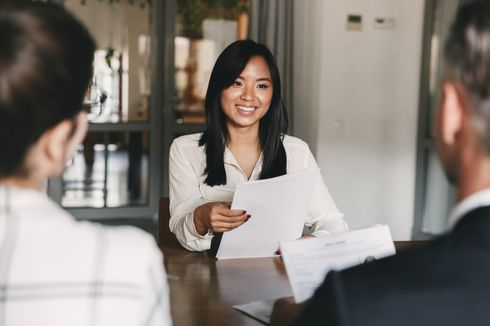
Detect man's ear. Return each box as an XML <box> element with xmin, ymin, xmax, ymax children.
<box><xmin>440</xmin><ymin>82</ymin><xmax>466</xmax><ymax>146</ymax></box>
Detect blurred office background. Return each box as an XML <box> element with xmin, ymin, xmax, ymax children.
<box><xmin>41</xmin><ymin>0</ymin><xmax>462</xmax><ymax>241</ymax></box>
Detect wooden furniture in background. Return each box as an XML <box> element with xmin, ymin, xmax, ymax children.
<box><xmin>158</xmin><ymin>197</ymin><xmax>179</xmax><ymax>247</ymax></box>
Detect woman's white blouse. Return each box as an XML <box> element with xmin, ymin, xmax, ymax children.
<box><xmin>169</xmin><ymin>133</ymin><xmax>348</xmax><ymax>251</ymax></box>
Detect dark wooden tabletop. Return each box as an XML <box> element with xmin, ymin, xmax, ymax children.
<box><xmin>160</xmin><ymin>241</ymin><xmax>429</xmax><ymax>326</ymax></box>
<box><xmin>161</xmin><ymin>243</ymin><xmax>292</xmax><ymax>325</ymax></box>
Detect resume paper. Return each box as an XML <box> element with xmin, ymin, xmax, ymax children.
<box><xmin>280</xmin><ymin>224</ymin><xmax>396</xmax><ymax>303</ymax></box>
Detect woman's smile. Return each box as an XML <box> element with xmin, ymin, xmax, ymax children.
<box><xmin>236</xmin><ymin>104</ymin><xmax>258</xmax><ymax>114</ymax></box>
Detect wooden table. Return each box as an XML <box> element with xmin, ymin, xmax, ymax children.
<box><xmin>161</xmin><ymin>243</ymin><xmax>291</xmax><ymax>325</ymax></box>
<box><xmin>161</xmin><ymin>241</ymin><xmax>428</xmax><ymax>326</ymax></box>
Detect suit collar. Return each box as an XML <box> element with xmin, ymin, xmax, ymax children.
<box><xmin>451</xmin><ymin>205</ymin><xmax>490</xmax><ymax>239</ymax></box>
<box><xmin>448</xmin><ymin>188</ymin><xmax>490</xmax><ymax>230</ymax></box>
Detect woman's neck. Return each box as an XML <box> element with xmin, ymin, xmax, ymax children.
<box><xmin>226</xmin><ymin>125</ymin><xmax>262</xmax><ymax>179</ymax></box>
<box><xmin>226</xmin><ymin>124</ymin><xmax>260</xmax><ymax>149</ymax></box>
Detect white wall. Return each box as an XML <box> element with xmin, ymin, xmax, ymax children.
<box><xmin>294</xmin><ymin>0</ymin><xmax>425</xmax><ymax>240</ymax></box>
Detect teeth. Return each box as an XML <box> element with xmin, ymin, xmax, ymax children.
<box><xmin>237</xmin><ymin>105</ymin><xmax>256</xmax><ymax>112</ymax></box>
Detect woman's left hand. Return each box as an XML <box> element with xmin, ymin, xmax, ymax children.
<box><xmin>274</xmin><ymin>234</ymin><xmax>316</xmax><ymax>255</ymax></box>
<box><xmin>299</xmin><ymin>234</ymin><xmax>315</xmax><ymax>239</ymax></box>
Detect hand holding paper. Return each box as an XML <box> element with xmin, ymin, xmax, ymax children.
<box><xmin>216</xmin><ymin>168</ymin><xmax>319</xmax><ymax>259</ymax></box>
<box><xmin>193</xmin><ymin>201</ymin><xmax>249</xmax><ymax>235</ymax></box>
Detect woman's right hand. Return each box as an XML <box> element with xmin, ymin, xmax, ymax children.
<box><xmin>193</xmin><ymin>202</ymin><xmax>250</xmax><ymax>236</ymax></box>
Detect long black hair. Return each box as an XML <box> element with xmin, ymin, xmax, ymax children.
<box><xmin>199</xmin><ymin>39</ymin><xmax>288</xmax><ymax>186</ymax></box>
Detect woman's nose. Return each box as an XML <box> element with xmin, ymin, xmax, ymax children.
<box><xmin>240</xmin><ymin>85</ymin><xmax>255</xmax><ymax>101</ymax></box>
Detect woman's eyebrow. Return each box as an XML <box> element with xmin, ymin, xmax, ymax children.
<box><xmin>256</xmin><ymin>77</ymin><xmax>272</xmax><ymax>82</ymax></box>
<box><xmin>236</xmin><ymin>75</ymin><xmax>272</xmax><ymax>82</ymax></box>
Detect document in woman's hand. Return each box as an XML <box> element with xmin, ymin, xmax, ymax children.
<box><xmin>216</xmin><ymin>168</ymin><xmax>319</xmax><ymax>259</ymax></box>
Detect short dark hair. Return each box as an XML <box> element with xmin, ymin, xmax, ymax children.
<box><xmin>0</xmin><ymin>1</ymin><xmax>95</xmax><ymax>177</ymax></box>
<box><xmin>444</xmin><ymin>0</ymin><xmax>490</xmax><ymax>152</ymax></box>
<box><xmin>199</xmin><ymin>39</ymin><xmax>288</xmax><ymax>186</ymax></box>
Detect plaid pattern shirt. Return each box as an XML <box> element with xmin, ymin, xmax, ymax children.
<box><xmin>0</xmin><ymin>186</ymin><xmax>171</xmax><ymax>326</ymax></box>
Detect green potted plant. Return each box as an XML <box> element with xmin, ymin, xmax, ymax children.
<box><xmin>177</xmin><ymin>0</ymin><xmax>249</xmax><ymax>39</ymax></box>
<box><xmin>77</xmin><ymin>0</ymin><xmax>149</xmax><ymax>9</ymax></box>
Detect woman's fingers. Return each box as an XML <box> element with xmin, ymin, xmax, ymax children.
<box><xmin>212</xmin><ymin>219</ymin><xmax>248</xmax><ymax>232</ymax></box>
<box><xmin>194</xmin><ymin>202</ymin><xmax>249</xmax><ymax>234</ymax></box>
<box><xmin>227</xmin><ymin>208</ymin><xmax>248</xmax><ymax>217</ymax></box>
<box><xmin>212</xmin><ymin>204</ymin><xmax>246</xmax><ymax>217</ymax></box>
<box><xmin>201</xmin><ymin>202</ymin><xmax>251</xmax><ymax>232</ymax></box>
<box><xmin>210</xmin><ymin>212</ymin><xmax>250</xmax><ymax>232</ymax></box>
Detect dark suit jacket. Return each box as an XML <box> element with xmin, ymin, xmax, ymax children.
<box><xmin>294</xmin><ymin>206</ymin><xmax>490</xmax><ymax>326</ymax></box>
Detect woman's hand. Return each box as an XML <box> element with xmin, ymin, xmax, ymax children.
<box><xmin>193</xmin><ymin>202</ymin><xmax>250</xmax><ymax>236</ymax></box>
<box><xmin>299</xmin><ymin>234</ymin><xmax>315</xmax><ymax>239</ymax></box>
<box><xmin>275</xmin><ymin>234</ymin><xmax>316</xmax><ymax>255</ymax></box>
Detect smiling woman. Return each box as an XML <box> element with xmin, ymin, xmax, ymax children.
<box><xmin>168</xmin><ymin>40</ymin><xmax>349</xmax><ymax>252</ymax></box>
<box><xmin>221</xmin><ymin>55</ymin><xmax>273</xmax><ymax>130</ymax></box>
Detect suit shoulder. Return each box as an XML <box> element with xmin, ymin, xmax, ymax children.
<box><xmin>339</xmin><ymin>239</ymin><xmax>452</xmax><ymax>299</ymax></box>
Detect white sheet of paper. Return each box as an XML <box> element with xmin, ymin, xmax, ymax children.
<box><xmin>233</xmin><ymin>299</ymin><xmax>276</xmax><ymax>324</ymax></box>
<box><xmin>280</xmin><ymin>224</ymin><xmax>396</xmax><ymax>303</ymax></box>
<box><xmin>216</xmin><ymin>168</ymin><xmax>319</xmax><ymax>260</ymax></box>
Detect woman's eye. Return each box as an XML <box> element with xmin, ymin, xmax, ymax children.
<box><xmin>232</xmin><ymin>81</ymin><xmax>242</xmax><ymax>87</ymax></box>
<box><xmin>257</xmin><ymin>83</ymin><xmax>269</xmax><ymax>89</ymax></box>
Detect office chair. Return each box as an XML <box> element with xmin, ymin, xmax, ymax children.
<box><xmin>158</xmin><ymin>197</ymin><xmax>179</xmax><ymax>248</ymax></box>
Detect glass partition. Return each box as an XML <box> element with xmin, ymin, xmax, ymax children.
<box><xmin>65</xmin><ymin>0</ymin><xmax>151</xmax><ymax>124</ymax></box>
<box><xmin>62</xmin><ymin>131</ymin><xmax>149</xmax><ymax>208</ymax></box>
<box><xmin>174</xmin><ymin>0</ymin><xmax>250</xmax><ymax>126</ymax></box>
<box><xmin>48</xmin><ymin>0</ymin><xmax>161</xmax><ymax>219</ymax></box>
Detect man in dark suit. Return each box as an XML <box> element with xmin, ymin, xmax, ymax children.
<box><xmin>271</xmin><ymin>1</ymin><xmax>490</xmax><ymax>325</ymax></box>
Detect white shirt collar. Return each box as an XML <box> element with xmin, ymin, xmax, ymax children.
<box><xmin>223</xmin><ymin>146</ymin><xmax>263</xmax><ymax>180</ymax></box>
<box><xmin>447</xmin><ymin>188</ymin><xmax>490</xmax><ymax>229</ymax></box>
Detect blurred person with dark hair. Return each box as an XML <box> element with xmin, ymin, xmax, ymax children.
<box><xmin>0</xmin><ymin>2</ymin><xmax>171</xmax><ymax>325</ymax></box>
<box><xmin>271</xmin><ymin>1</ymin><xmax>490</xmax><ymax>325</ymax></box>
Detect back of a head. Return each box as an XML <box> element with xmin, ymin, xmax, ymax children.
<box><xmin>0</xmin><ymin>0</ymin><xmax>95</xmax><ymax>177</ymax></box>
<box><xmin>444</xmin><ymin>0</ymin><xmax>490</xmax><ymax>152</ymax></box>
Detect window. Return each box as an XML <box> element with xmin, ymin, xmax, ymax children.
<box><xmin>48</xmin><ymin>0</ymin><xmax>161</xmax><ymax>221</ymax></box>
<box><xmin>413</xmin><ymin>0</ymin><xmax>461</xmax><ymax>238</ymax></box>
